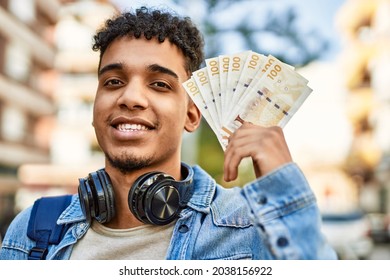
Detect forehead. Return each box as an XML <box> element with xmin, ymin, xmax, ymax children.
<box><xmin>100</xmin><ymin>37</ymin><xmax>188</xmax><ymax>78</ymax></box>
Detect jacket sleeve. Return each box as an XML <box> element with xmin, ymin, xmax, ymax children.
<box><xmin>242</xmin><ymin>162</ymin><xmax>337</xmax><ymax>259</ymax></box>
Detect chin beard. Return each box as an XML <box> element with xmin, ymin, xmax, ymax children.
<box><xmin>105</xmin><ymin>152</ymin><xmax>152</xmax><ymax>174</ymax></box>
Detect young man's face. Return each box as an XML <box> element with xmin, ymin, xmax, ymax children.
<box><xmin>93</xmin><ymin>37</ymin><xmax>200</xmax><ymax>173</ymax></box>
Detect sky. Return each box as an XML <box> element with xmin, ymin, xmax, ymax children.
<box><xmin>111</xmin><ymin>0</ymin><xmax>347</xmax><ymax>60</ymax></box>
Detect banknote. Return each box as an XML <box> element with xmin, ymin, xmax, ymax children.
<box><xmin>192</xmin><ymin>67</ymin><xmax>221</xmax><ymax>129</ymax></box>
<box><xmin>205</xmin><ymin>57</ymin><xmax>222</xmax><ymax>120</ymax></box>
<box><xmin>224</xmin><ymin>51</ymin><xmax>250</xmax><ymax>123</ymax></box>
<box><xmin>183</xmin><ymin>51</ymin><xmax>312</xmax><ymax>150</ymax></box>
<box><xmin>218</xmin><ymin>54</ymin><xmax>230</xmax><ymax>122</ymax></box>
<box><xmin>227</xmin><ymin>54</ymin><xmax>305</xmax><ymax>124</ymax></box>
<box><xmin>232</xmin><ymin>51</ymin><xmax>267</xmax><ymax>107</ymax></box>
<box><xmin>222</xmin><ymin>56</ymin><xmax>312</xmax><ymax>141</ymax></box>
<box><xmin>182</xmin><ymin>77</ymin><xmax>224</xmax><ymax>147</ymax></box>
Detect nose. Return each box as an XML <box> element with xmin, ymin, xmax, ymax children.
<box><xmin>117</xmin><ymin>79</ymin><xmax>149</xmax><ymax>110</ymax></box>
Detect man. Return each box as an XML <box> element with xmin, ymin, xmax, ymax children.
<box><xmin>0</xmin><ymin>7</ymin><xmax>336</xmax><ymax>260</ymax></box>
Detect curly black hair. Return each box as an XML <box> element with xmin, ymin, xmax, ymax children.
<box><xmin>92</xmin><ymin>6</ymin><xmax>204</xmax><ymax>75</ymax></box>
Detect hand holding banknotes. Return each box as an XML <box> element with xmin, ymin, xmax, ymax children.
<box><xmin>183</xmin><ymin>50</ymin><xmax>311</xmax><ymax>181</ymax></box>
<box><xmin>224</xmin><ymin>123</ymin><xmax>292</xmax><ymax>181</ymax></box>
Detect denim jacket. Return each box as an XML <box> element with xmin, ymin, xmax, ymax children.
<box><xmin>0</xmin><ymin>163</ymin><xmax>337</xmax><ymax>260</ymax></box>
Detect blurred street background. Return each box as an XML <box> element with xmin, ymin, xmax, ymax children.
<box><xmin>0</xmin><ymin>0</ymin><xmax>390</xmax><ymax>260</ymax></box>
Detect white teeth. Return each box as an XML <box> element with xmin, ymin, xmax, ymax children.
<box><xmin>117</xmin><ymin>123</ymin><xmax>148</xmax><ymax>131</ymax></box>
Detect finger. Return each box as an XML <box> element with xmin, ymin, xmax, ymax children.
<box><xmin>224</xmin><ymin>146</ymin><xmax>240</xmax><ymax>182</ymax></box>
<box><xmin>224</xmin><ymin>144</ymin><xmax>255</xmax><ymax>181</ymax></box>
<box><xmin>224</xmin><ymin>128</ymin><xmax>260</xmax><ymax>181</ymax></box>
<box><xmin>223</xmin><ymin>124</ymin><xmax>256</xmax><ymax>181</ymax></box>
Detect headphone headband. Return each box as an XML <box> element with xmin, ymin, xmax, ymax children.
<box><xmin>172</xmin><ymin>162</ymin><xmax>193</xmax><ymax>204</ymax></box>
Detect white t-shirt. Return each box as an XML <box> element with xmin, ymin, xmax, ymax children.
<box><xmin>70</xmin><ymin>221</ymin><xmax>175</xmax><ymax>260</ymax></box>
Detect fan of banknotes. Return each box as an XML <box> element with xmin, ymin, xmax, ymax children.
<box><xmin>182</xmin><ymin>50</ymin><xmax>312</xmax><ymax>150</ymax></box>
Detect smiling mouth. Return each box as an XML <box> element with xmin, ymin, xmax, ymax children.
<box><xmin>116</xmin><ymin>123</ymin><xmax>150</xmax><ymax>131</ymax></box>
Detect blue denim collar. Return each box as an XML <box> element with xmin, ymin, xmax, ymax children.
<box><xmin>186</xmin><ymin>165</ymin><xmax>216</xmax><ymax>214</ymax></box>
<box><xmin>57</xmin><ymin>197</ymin><xmax>85</xmax><ymax>225</ymax></box>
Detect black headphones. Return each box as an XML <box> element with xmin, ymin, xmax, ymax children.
<box><xmin>78</xmin><ymin>163</ymin><xmax>193</xmax><ymax>226</ymax></box>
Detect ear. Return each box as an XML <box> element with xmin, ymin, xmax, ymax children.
<box><xmin>184</xmin><ymin>99</ymin><xmax>201</xmax><ymax>132</ymax></box>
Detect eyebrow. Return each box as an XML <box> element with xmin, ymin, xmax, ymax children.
<box><xmin>98</xmin><ymin>62</ymin><xmax>180</xmax><ymax>80</ymax></box>
<box><xmin>98</xmin><ymin>62</ymin><xmax>123</xmax><ymax>77</ymax></box>
<box><xmin>147</xmin><ymin>64</ymin><xmax>179</xmax><ymax>80</ymax></box>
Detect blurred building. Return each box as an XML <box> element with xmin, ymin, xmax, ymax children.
<box><xmin>277</xmin><ymin>0</ymin><xmax>390</xmax><ymax>258</ymax></box>
<box><xmin>336</xmin><ymin>0</ymin><xmax>390</xmax><ymax>215</ymax></box>
<box><xmin>281</xmin><ymin>0</ymin><xmax>390</xmax><ymax>222</ymax></box>
<box><xmin>0</xmin><ymin>0</ymin><xmax>117</xmax><ymax>237</ymax></box>
<box><xmin>0</xmin><ymin>0</ymin><xmax>59</xmax><ymax>237</ymax></box>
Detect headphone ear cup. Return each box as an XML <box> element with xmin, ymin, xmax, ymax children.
<box><xmin>144</xmin><ymin>181</ymin><xmax>181</xmax><ymax>225</ymax></box>
<box><xmin>104</xmin><ymin>183</ymin><xmax>116</xmax><ymax>223</ymax></box>
<box><xmin>78</xmin><ymin>177</ymin><xmax>93</xmax><ymax>223</ymax></box>
<box><xmin>128</xmin><ymin>172</ymin><xmax>162</xmax><ymax>224</ymax></box>
<box><xmin>95</xmin><ymin>170</ymin><xmax>116</xmax><ymax>223</ymax></box>
<box><xmin>78</xmin><ymin>169</ymin><xmax>115</xmax><ymax>224</ymax></box>
<box><xmin>128</xmin><ymin>172</ymin><xmax>182</xmax><ymax>225</ymax></box>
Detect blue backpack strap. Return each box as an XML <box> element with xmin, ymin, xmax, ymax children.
<box><xmin>27</xmin><ymin>195</ymin><xmax>72</xmax><ymax>260</ymax></box>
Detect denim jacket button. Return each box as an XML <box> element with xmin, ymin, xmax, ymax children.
<box><xmin>276</xmin><ymin>236</ymin><xmax>289</xmax><ymax>247</ymax></box>
<box><xmin>257</xmin><ymin>195</ymin><xmax>267</xmax><ymax>205</ymax></box>
<box><xmin>178</xmin><ymin>224</ymin><xmax>189</xmax><ymax>233</ymax></box>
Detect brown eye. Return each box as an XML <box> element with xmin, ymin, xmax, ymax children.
<box><xmin>151</xmin><ymin>81</ymin><xmax>171</xmax><ymax>90</ymax></box>
<box><xmin>104</xmin><ymin>79</ymin><xmax>123</xmax><ymax>86</ymax></box>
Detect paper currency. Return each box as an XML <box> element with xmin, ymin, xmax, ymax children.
<box><xmin>192</xmin><ymin>68</ymin><xmax>221</xmax><ymax>129</ymax></box>
<box><xmin>205</xmin><ymin>57</ymin><xmax>222</xmax><ymax>121</ymax></box>
<box><xmin>232</xmin><ymin>51</ymin><xmax>267</xmax><ymax>106</ymax></box>
<box><xmin>218</xmin><ymin>54</ymin><xmax>230</xmax><ymax>122</ymax></box>
<box><xmin>183</xmin><ymin>50</ymin><xmax>312</xmax><ymax>150</ymax></box>
<box><xmin>224</xmin><ymin>51</ymin><xmax>250</xmax><ymax>123</ymax></box>
<box><xmin>182</xmin><ymin>77</ymin><xmax>224</xmax><ymax>147</ymax></box>
<box><xmin>222</xmin><ymin>57</ymin><xmax>311</xmax><ymax>140</ymax></box>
